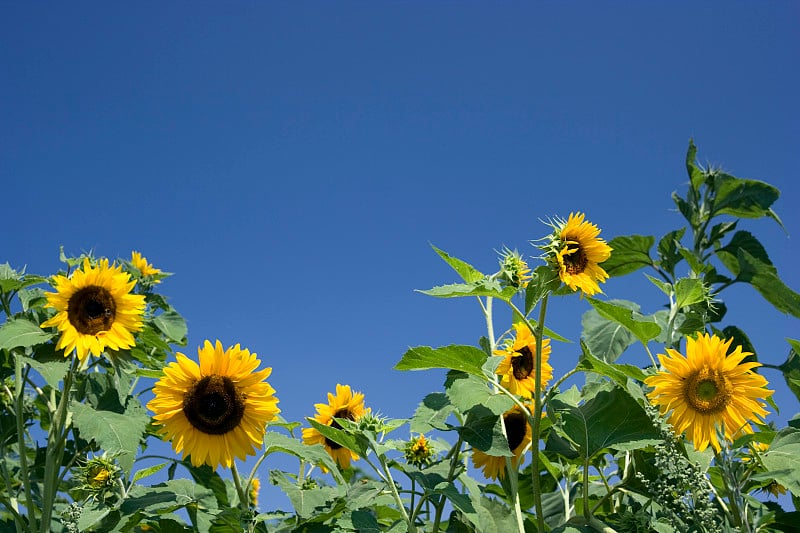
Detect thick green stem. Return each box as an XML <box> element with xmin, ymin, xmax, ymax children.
<box><xmin>379</xmin><ymin>455</ymin><xmax>416</xmax><ymax>533</ymax></box>
<box><xmin>231</xmin><ymin>462</ymin><xmax>255</xmax><ymax>533</ymax></box>
<box><xmin>13</xmin><ymin>355</ymin><xmax>37</xmax><ymax>533</ymax></box>
<box><xmin>582</xmin><ymin>457</ymin><xmax>590</xmax><ymax>520</ymax></box>
<box><xmin>432</xmin><ymin>436</ymin><xmax>463</xmax><ymax>533</ymax></box>
<box><xmin>531</xmin><ymin>294</ymin><xmax>549</xmax><ymax>533</ymax></box>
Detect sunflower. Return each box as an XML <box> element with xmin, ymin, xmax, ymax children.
<box><xmin>131</xmin><ymin>251</ymin><xmax>162</xmax><ymax>282</ymax></box>
<box><xmin>472</xmin><ymin>404</ymin><xmax>532</xmax><ymax>480</ymax></box>
<box><xmin>494</xmin><ymin>322</ymin><xmax>553</xmax><ymax>398</ymax></box>
<box><xmin>404</xmin><ymin>434</ymin><xmax>435</xmax><ymax>468</ymax></box>
<box><xmin>41</xmin><ymin>257</ymin><xmax>146</xmax><ymax>363</ymax></box>
<box><xmin>645</xmin><ymin>333</ymin><xmax>773</xmax><ymax>452</ymax></box>
<box><xmin>499</xmin><ymin>248</ymin><xmax>532</xmax><ymax>289</ymax></box>
<box><xmin>550</xmin><ymin>212</ymin><xmax>612</xmax><ymax>296</ymax></box>
<box><xmin>147</xmin><ymin>340</ymin><xmax>280</xmax><ymax>470</ymax></box>
<box><xmin>302</xmin><ymin>384</ymin><xmax>368</xmax><ymax>470</ymax></box>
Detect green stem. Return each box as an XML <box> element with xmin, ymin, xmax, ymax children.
<box><xmin>0</xmin><ymin>435</ymin><xmax>25</xmax><ymax>532</ymax></box>
<box><xmin>378</xmin><ymin>455</ymin><xmax>416</xmax><ymax>533</ymax></box>
<box><xmin>230</xmin><ymin>462</ymin><xmax>255</xmax><ymax>533</ymax></box>
<box><xmin>432</xmin><ymin>436</ymin><xmax>463</xmax><ymax>533</ymax></box>
<box><xmin>14</xmin><ymin>355</ymin><xmax>37</xmax><ymax>533</ymax></box>
<box><xmin>582</xmin><ymin>457</ymin><xmax>590</xmax><ymax>520</ymax></box>
<box><xmin>531</xmin><ymin>294</ymin><xmax>549</xmax><ymax>533</ymax></box>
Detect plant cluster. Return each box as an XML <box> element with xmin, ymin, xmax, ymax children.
<box><xmin>1</xmin><ymin>142</ymin><xmax>799</xmax><ymax>532</ymax></box>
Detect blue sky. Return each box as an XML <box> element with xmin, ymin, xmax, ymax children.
<box><xmin>2</xmin><ymin>2</ymin><xmax>798</xmax><ymax>510</ymax></box>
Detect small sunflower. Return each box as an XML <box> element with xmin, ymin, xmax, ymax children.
<box><xmin>302</xmin><ymin>384</ymin><xmax>368</xmax><ymax>470</ymax></box>
<box><xmin>131</xmin><ymin>251</ymin><xmax>162</xmax><ymax>282</ymax></box>
<box><xmin>548</xmin><ymin>212</ymin><xmax>612</xmax><ymax>296</ymax></box>
<box><xmin>404</xmin><ymin>434</ymin><xmax>435</xmax><ymax>468</ymax></box>
<box><xmin>147</xmin><ymin>340</ymin><xmax>280</xmax><ymax>470</ymax></box>
<box><xmin>495</xmin><ymin>323</ymin><xmax>553</xmax><ymax>398</ymax></box>
<box><xmin>499</xmin><ymin>248</ymin><xmax>532</xmax><ymax>289</ymax></box>
<box><xmin>645</xmin><ymin>333</ymin><xmax>773</xmax><ymax>452</ymax></box>
<box><xmin>472</xmin><ymin>404</ymin><xmax>532</xmax><ymax>480</ymax></box>
<box><xmin>41</xmin><ymin>257</ymin><xmax>146</xmax><ymax>363</ymax></box>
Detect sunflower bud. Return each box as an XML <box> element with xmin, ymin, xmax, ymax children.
<box><xmin>77</xmin><ymin>454</ymin><xmax>121</xmax><ymax>502</ymax></box>
<box><xmin>403</xmin><ymin>434</ymin><xmax>435</xmax><ymax>468</ymax></box>
<box><xmin>498</xmin><ymin>248</ymin><xmax>532</xmax><ymax>289</ymax></box>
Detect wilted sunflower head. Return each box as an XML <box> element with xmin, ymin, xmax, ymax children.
<box><xmin>494</xmin><ymin>322</ymin><xmax>553</xmax><ymax>398</ymax></box>
<box><xmin>542</xmin><ymin>212</ymin><xmax>612</xmax><ymax>296</ymax></box>
<box><xmin>472</xmin><ymin>404</ymin><xmax>532</xmax><ymax>480</ymax></box>
<box><xmin>302</xmin><ymin>384</ymin><xmax>368</xmax><ymax>470</ymax></box>
<box><xmin>40</xmin><ymin>257</ymin><xmax>146</xmax><ymax>363</ymax></box>
<box><xmin>147</xmin><ymin>340</ymin><xmax>280</xmax><ymax>470</ymax></box>
<box><xmin>645</xmin><ymin>333</ymin><xmax>773</xmax><ymax>452</ymax></box>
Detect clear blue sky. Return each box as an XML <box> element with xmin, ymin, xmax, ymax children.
<box><xmin>2</xmin><ymin>2</ymin><xmax>798</xmax><ymax>509</ymax></box>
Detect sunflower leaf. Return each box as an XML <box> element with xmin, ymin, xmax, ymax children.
<box><xmin>586</xmin><ymin>298</ymin><xmax>661</xmax><ymax>347</ymax></box>
<box><xmin>674</xmin><ymin>278</ymin><xmax>707</xmax><ymax>309</ymax></box>
<box><xmin>761</xmin><ymin>427</ymin><xmax>800</xmax><ymax>494</ymax></box>
<box><xmin>71</xmin><ymin>400</ymin><xmax>150</xmax><ymax>474</ymax></box>
<box><xmin>576</xmin><ymin>341</ymin><xmax>647</xmax><ymax>386</ymax></box>
<box><xmin>735</xmin><ymin>249</ymin><xmax>800</xmax><ymax>317</ymax></box>
<box><xmin>599</xmin><ymin>235</ymin><xmax>655</xmax><ymax>277</ymax></box>
<box><xmin>711</xmin><ymin>173</ymin><xmax>781</xmax><ymax>221</ymax></box>
<box><xmin>395</xmin><ymin>345</ymin><xmax>487</xmax><ymax>377</ymax></box>
<box><xmin>580</xmin><ymin>303</ymin><xmax>636</xmax><ymax>363</ymax></box>
<box><xmin>0</xmin><ymin>318</ymin><xmax>54</xmax><ymax>351</ymax></box>
<box><xmin>151</xmin><ymin>310</ymin><xmax>188</xmax><ymax>344</ymax></box>
<box><xmin>779</xmin><ymin>339</ymin><xmax>800</xmax><ymax>405</ymax></box>
<box><xmin>417</xmin><ymin>280</ymin><xmax>517</xmax><ymax>301</ymax></box>
<box><xmin>525</xmin><ymin>265</ymin><xmax>561</xmax><ymax>314</ymax></box>
<box><xmin>262</xmin><ymin>431</ymin><xmax>344</xmax><ymax>483</ymax></box>
<box><xmin>430</xmin><ymin>244</ymin><xmax>485</xmax><ymax>283</ymax></box>
<box><xmin>306</xmin><ymin>418</ymin><xmax>369</xmax><ymax>458</ymax></box>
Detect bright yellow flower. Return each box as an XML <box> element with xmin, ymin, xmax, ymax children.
<box><xmin>131</xmin><ymin>251</ymin><xmax>162</xmax><ymax>281</ymax></box>
<box><xmin>472</xmin><ymin>404</ymin><xmax>532</xmax><ymax>480</ymax></box>
<box><xmin>147</xmin><ymin>340</ymin><xmax>280</xmax><ymax>470</ymax></box>
<box><xmin>302</xmin><ymin>384</ymin><xmax>368</xmax><ymax>470</ymax></box>
<box><xmin>645</xmin><ymin>333</ymin><xmax>772</xmax><ymax>452</ymax></box>
<box><xmin>249</xmin><ymin>477</ymin><xmax>261</xmax><ymax>507</ymax></box>
<box><xmin>552</xmin><ymin>212</ymin><xmax>612</xmax><ymax>296</ymax></box>
<box><xmin>41</xmin><ymin>257</ymin><xmax>145</xmax><ymax>363</ymax></box>
<box><xmin>494</xmin><ymin>323</ymin><xmax>553</xmax><ymax>398</ymax></box>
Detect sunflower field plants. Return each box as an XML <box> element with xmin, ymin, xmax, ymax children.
<box><xmin>1</xmin><ymin>140</ymin><xmax>800</xmax><ymax>532</ymax></box>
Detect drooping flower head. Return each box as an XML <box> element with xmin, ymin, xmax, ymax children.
<box><xmin>545</xmin><ymin>212</ymin><xmax>612</xmax><ymax>296</ymax></box>
<box><xmin>147</xmin><ymin>340</ymin><xmax>280</xmax><ymax>470</ymax></box>
<box><xmin>499</xmin><ymin>247</ymin><xmax>532</xmax><ymax>289</ymax></box>
<box><xmin>645</xmin><ymin>333</ymin><xmax>773</xmax><ymax>452</ymax></box>
<box><xmin>41</xmin><ymin>257</ymin><xmax>146</xmax><ymax>363</ymax></box>
<box><xmin>494</xmin><ymin>322</ymin><xmax>553</xmax><ymax>398</ymax></box>
<box><xmin>472</xmin><ymin>404</ymin><xmax>532</xmax><ymax>480</ymax></box>
<box><xmin>131</xmin><ymin>251</ymin><xmax>162</xmax><ymax>282</ymax></box>
<box><xmin>302</xmin><ymin>384</ymin><xmax>368</xmax><ymax>470</ymax></box>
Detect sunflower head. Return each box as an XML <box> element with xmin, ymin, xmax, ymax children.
<box><xmin>302</xmin><ymin>384</ymin><xmax>368</xmax><ymax>471</ymax></box>
<box><xmin>498</xmin><ymin>248</ymin><xmax>532</xmax><ymax>289</ymax></box>
<box><xmin>146</xmin><ymin>340</ymin><xmax>280</xmax><ymax>470</ymax></box>
<box><xmin>494</xmin><ymin>322</ymin><xmax>553</xmax><ymax>398</ymax></box>
<box><xmin>542</xmin><ymin>212</ymin><xmax>612</xmax><ymax>296</ymax></box>
<box><xmin>40</xmin><ymin>257</ymin><xmax>146</xmax><ymax>363</ymax></box>
<box><xmin>472</xmin><ymin>404</ymin><xmax>532</xmax><ymax>480</ymax></box>
<box><xmin>76</xmin><ymin>454</ymin><xmax>121</xmax><ymax>502</ymax></box>
<box><xmin>130</xmin><ymin>251</ymin><xmax>163</xmax><ymax>282</ymax></box>
<box><xmin>249</xmin><ymin>477</ymin><xmax>261</xmax><ymax>507</ymax></box>
<box><xmin>645</xmin><ymin>333</ymin><xmax>773</xmax><ymax>452</ymax></box>
<box><xmin>404</xmin><ymin>434</ymin><xmax>435</xmax><ymax>468</ymax></box>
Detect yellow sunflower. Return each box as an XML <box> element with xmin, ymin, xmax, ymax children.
<box><xmin>147</xmin><ymin>340</ymin><xmax>280</xmax><ymax>470</ymax></box>
<box><xmin>302</xmin><ymin>384</ymin><xmax>368</xmax><ymax>470</ymax></box>
<box><xmin>131</xmin><ymin>251</ymin><xmax>162</xmax><ymax>281</ymax></box>
<box><xmin>645</xmin><ymin>333</ymin><xmax>773</xmax><ymax>452</ymax></box>
<box><xmin>41</xmin><ymin>257</ymin><xmax>146</xmax><ymax>363</ymax></box>
<box><xmin>551</xmin><ymin>212</ymin><xmax>612</xmax><ymax>296</ymax></box>
<box><xmin>495</xmin><ymin>323</ymin><xmax>553</xmax><ymax>398</ymax></box>
<box><xmin>472</xmin><ymin>404</ymin><xmax>532</xmax><ymax>480</ymax></box>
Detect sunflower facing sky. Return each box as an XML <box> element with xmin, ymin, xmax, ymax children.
<box><xmin>147</xmin><ymin>340</ymin><xmax>280</xmax><ymax>470</ymax></box>
<box><xmin>548</xmin><ymin>212</ymin><xmax>612</xmax><ymax>296</ymax></box>
<box><xmin>472</xmin><ymin>404</ymin><xmax>532</xmax><ymax>480</ymax></box>
<box><xmin>645</xmin><ymin>333</ymin><xmax>773</xmax><ymax>452</ymax></box>
<box><xmin>494</xmin><ymin>322</ymin><xmax>553</xmax><ymax>398</ymax></box>
<box><xmin>302</xmin><ymin>384</ymin><xmax>368</xmax><ymax>470</ymax></box>
<box><xmin>40</xmin><ymin>257</ymin><xmax>146</xmax><ymax>363</ymax></box>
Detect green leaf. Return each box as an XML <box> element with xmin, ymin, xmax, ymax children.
<box><xmin>71</xmin><ymin>400</ymin><xmax>150</xmax><ymax>474</ymax></box>
<box><xmin>599</xmin><ymin>235</ymin><xmax>654</xmax><ymax>277</ymax></box>
<box><xmin>262</xmin><ymin>431</ymin><xmax>344</xmax><ymax>483</ymax></box>
<box><xmin>459</xmin><ymin>404</ymin><xmax>509</xmax><ymax>456</ymax></box>
<box><xmin>431</xmin><ymin>244</ymin><xmax>485</xmax><ymax>283</ymax></box>
<box><xmin>132</xmin><ymin>462</ymin><xmax>169</xmax><ymax>484</ymax></box>
<box><xmin>270</xmin><ymin>470</ymin><xmax>345</xmax><ymax>520</ymax></box>
<box><xmin>23</xmin><ymin>356</ymin><xmax>69</xmax><ymax>389</ymax></box>
<box><xmin>656</xmin><ymin>228</ymin><xmax>687</xmax><ymax>277</ymax></box>
<box><xmin>761</xmin><ymin>427</ymin><xmax>800</xmax><ymax>494</ymax></box>
<box><xmin>737</xmin><ymin>250</ymin><xmax>800</xmax><ymax>317</ymax></box>
<box><xmin>445</xmin><ymin>371</ymin><xmax>512</xmax><ymax>415</ymax></box>
<box><xmin>306</xmin><ymin>418</ymin><xmax>368</xmax><ymax>458</ymax></box>
<box><xmin>686</xmin><ymin>139</ymin><xmax>705</xmax><ymax>191</ymax></box>
<box><xmin>418</xmin><ymin>279</ymin><xmax>516</xmax><ymax>301</ymax></box>
<box><xmin>525</xmin><ymin>265</ymin><xmax>561</xmax><ymax>314</ymax></box>
<box><xmin>712</xmin><ymin>174</ymin><xmax>780</xmax><ymax>220</ymax></box>
<box><xmin>779</xmin><ymin>339</ymin><xmax>800</xmax><ymax>404</ymax></box>
<box><xmin>580</xmin><ymin>304</ymin><xmax>636</xmax><ymax>364</ymax></box>
<box><xmin>395</xmin><ymin>345</ymin><xmax>487</xmax><ymax>377</ymax></box>
<box><xmin>121</xmin><ymin>479</ymin><xmax>217</xmax><ymax>517</ymax></box>
<box><xmin>0</xmin><ymin>264</ymin><xmax>47</xmax><ymax>293</ymax></box>
<box><xmin>152</xmin><ymin>310</ymin><xmax>188</xmax><ymax>344</ymax></box>
<box><xmin>586</xmin><ymin>298</ymin><xmax>661</xmax><ymax>347</ymax></box>
<box><xmin>410</xmin><ymin>392</ymin><xmax>454</xmax><ymax>434</ymax></box>
<box><xmin>550</xmin><ymin>387</ymin><xmax>661</xmax><ymax>459</ymax></box>
<box><xmin>576</xmin><ymin>341</ymin><xmax>647</xmax><ymax>386</ymax></box>
<box><xmin>675</xmin><ymin>278</ymin><xmax>706</xmax><ymax>308</ymax></box>
<box><xmin>716</xmin><ymin>230</ymin><xmax>772</xmax><ymax>276</ymax></box>
<box><xmin>645</xmin><ymin>274</ymin><xmax>672</xmax><ymax>297</ymax></box>
<box><xmin>0</xmin><ymin>318</ymin><xmax>53</xmax><ymax>350</ymax></box>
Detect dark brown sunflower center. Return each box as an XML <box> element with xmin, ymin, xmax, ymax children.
<box><xmin>183</xmin><ymin>375</ymin><xmax>246</xmax><ymax>435</ymax></box>
<box><xmin>563</xmin><ymin>243</ymin><xmax>588</xmax><ymax>275</ymax></box>
<box><xmin>67</xmin><ymin>286</ymin><xmax>117</xmax><ymax>335</ymax></box>
<box><xmin>685</xmin><ymin>367</ymin><xmax>731</xmax><ymax>415</ymax></box>
<box><xmin>512</xmin><ymin>346</ymin><xmax>534</xmax><ymax>380</ymax></box>
<box><xmin>504</xmin><ymin>411</ymin><xmax>527</xmax><ymax>452</ymax></box>
<box><xmin>325</xmin><ymin>408</ymin><xmax>355</xmax><ymax>450</ymax></box>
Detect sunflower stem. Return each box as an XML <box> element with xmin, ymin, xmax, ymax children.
<box><xmin>12</xmin><ymin>354</ymin><xmax>36</xmax><ymax>533</ymax></box>
<box><xmin>230</xmin><ymin>462</ymin><xmax>255</xmax><ymax>533</ymax></box>
<box><xmin>531</xmin><ymin>294</ymin><xmax>549</xmax><ymax>533</ymax></box>
<box><xmin>432</xmin><ymin>435</ymin><xmax>463</xmax><ymax>533</ymax></box>
<box><xmin>378</xmin><ymin>454</ymin><xmax>416</xmax><ymax>533</ymax></box>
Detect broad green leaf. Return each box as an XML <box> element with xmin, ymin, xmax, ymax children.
<box><xmin>686</xmin><ymin>139</ymin><xmax>705</xmax><ymax>191</ymax></box>
<box><xmin>599</xmin><ymin>235</ymin><xmax>654</xmax><ymax>277</ymax></box>
<box><xmin>761</xmin><ymin>427</ymin><xmax>800</xmax><ymax>494</ymax></box>
<box><xmin>580</xmin><ymin>304</ymin><xmax>635</xmax><ymax>363</ymax></box>
<box><xmin>23</xmin><ymin>356</ymin><xmax>68</xmax><ymax>389</ymax></box>
<box><xmin>673</xmin><ymin>191</ymin><xmax>695</xmax><ymax>226</ymax></box>
<box><xmin>458</xmin><ymin>404</ymin><xmax>509</xmax><ymax>455</ymax></box>
<box><xmin>525</xmin><ymin>265</ymin><xmax>561</xmax><ymax>314</ymax></box>
<box><xmin>410</xmin><ymin>392</ymin><xmax>454</xmax><ymax>434</ymax></box>
<box><xmin>712</xmin><ymin>174</ymin><xmax>780</xmax><ymax>220</ymax></box>
<box><xmin>18</xmin><ymin>287</ymin><xmax>47</xmax><ymax>312</ymax></box>
<box><xmin>71</xmin><ymin>400</ymin><xmax>151</xmax><ymax>474</ymax></box>
<box><xmin>0</xmin><ymin>264</ymin><xmax>47</xmax><ymax>293</ymax></box>
<box><xmin>0</xmin><ymin>318</ymin><xmax>53</xmax><ymax>350</ymax></box>
<box><xmin>587</xmin><ymin>298</ymin><xmax>661</xmax><ymax>347</ymax></box>
<box><xmin>120</xmin><ymin>479</ymin><xmax>216</xmax><ymax>516</ymax></box>
<box><xmin>779</xmin><ymin>339</ymin><xmax>800</xmax><ymax>404</ymax></box>
<box><xmin>550</xmin><ymin>387</ymin><xmax>661</xmax><ymax>459</ymax></box>
<box><xmin>431</xmin><ymin>244</ymin><xmax>485</xmax><ymax>283</ymax></box>
<box><xmin>737</xmin><ymin>250</ymin><xmax>800</xmax><ymax>317</ymax></box>
<box><xmin>262</xmin><ymin>431</ymin><xmax>344</xmax><ymax>483</ymax></box>
<box><xmin>270</xmin><ymin>470</ymin><xmax>345</xmax><ymax>520</ymax></box>
<box><xmin>675</xmin><ymin>278</ymin><xmax>706</xmax><ymax>308</ymax></box>
<box><xmin>306</xmin><ymin>418</ymin><xmax>369</xmax><ymax>458</ymax></box>
<box><xmin>395</xmin><ymin>345</ymin><xmax>487</xmax><ymax>377</ymax></box>
<box><xmin>418</xmin><ymin>279</ymin><xmax>516</xmax><ymax>301</ymax></box>
<box><xmin>707</xmin><ymin>221</ymin><xmax>737</xmax><ymax>248</ymax></box>
<box><xmin>132</xmin><ymin>462</ymin><xmax>169</xmax><ymax>484</ymax></box>
<box><xmin>677</xmin><ymin>246</ymin><xmax>706</xmax><ymax>275</ymax></box>
<box><xmin>656</xmin><ymin>228</ymin><xmax>687</xmax><ymax>276</ymax></box>
<box><xmin>716</xmin><ymin>230</ymin><xmax>772</xmax><ymax>276</ymax></box>
<box><xmin>576</xmin><ymin>341</ymin><xmax>647</xmax><ymax>386</ymax></box>
<box><xmin>152</xmin><ymin>310</ymin><xmax>188</xmax><ymax>344</ymax></box>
